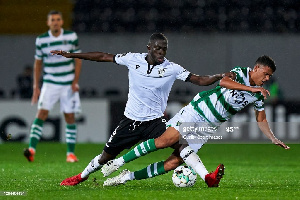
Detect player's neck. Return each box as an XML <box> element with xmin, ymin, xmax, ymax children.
<box><xmin>50</xmin><ymin>29</ymin><xmax>62</xmax><ymax>37</ymax></box>
<box><xmin>145</xmin><ymin>55</ymin><xmax>156</xmax><ymax>65</ymax></box>
<box><xmin>249</xmin><ymin>71</ymin><xmax>256</xmax><ymax>86</ymax></box>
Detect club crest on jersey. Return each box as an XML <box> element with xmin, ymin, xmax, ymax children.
<box><xmin>158</xmin><ymin>67</ymin><xmax>166</xmax><ymax>77</ymax></box>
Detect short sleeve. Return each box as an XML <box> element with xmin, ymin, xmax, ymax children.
<box><xmin>173</xmin><ymin>64</ymin><xmax>190</xmax><ymax>81</ymax></box>
<box><xmin>114</xmin><ymin>52</ymin><xmax>133</xmax><ymax>66</ymax></box>
<box><xmin>230</xmin><ymin>66</ymin><xmax>248</xmax><ymax>85</ymax></box>
<box><xmin>34</xmin><ymin>37</ymin><xmax>43</xmax><ymax>60</ymax></box>
<box><xmin>72</xmin><ymin>33</ymin><xmax>81</xmax><ymax>53</ymax></box>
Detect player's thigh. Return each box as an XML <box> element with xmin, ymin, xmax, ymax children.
<box><xmin>142</xmin><ymin>117</ymin><xmax>167</xmax><ymax>140</ymax></box>
<box><xmin>104</xmin><ymin>116</ymin><xmax>143</xmax><ymax>156</ymax></box>
<box><xmin>38</xmin><ymin>83</ymin><xmax>60</xmax><ymax>111</ymax></box>
<box><xmin>60</xmin><ymin>85</ymin><xmax>81</xmax><ymax>113</ymax></box>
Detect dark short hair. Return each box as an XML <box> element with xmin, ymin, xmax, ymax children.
<box><xmin>148</xmin><ymin>33</ymin><xmax>168</xmax><ymax>44</ymax></box>
<box><xmin>47</xmin><ymin>10</ymin><xmax>62</xmax><ymax>18</ymax></box>
<box><xmin>255</xmin><ymin>55</ymin><xmax>276</xmax><ymax>72</ymax></box>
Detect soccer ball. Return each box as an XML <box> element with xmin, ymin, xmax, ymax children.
<box><xmin>172</xmin><ymin>165</ymin><xmax>197</xmax><ymax>187</ymax></box>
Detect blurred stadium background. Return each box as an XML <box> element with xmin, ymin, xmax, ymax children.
<box><xmin>0</xmin><ymin>0</ymin><xmax>299</xmax><ymax>144</ymax></box>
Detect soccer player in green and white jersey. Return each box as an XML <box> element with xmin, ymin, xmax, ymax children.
<box><xmin>101</xmin><ymin>55</ymin><xmax>290</xmax><ymax>187</ymax></box>
<box><xmin>23</xmin><ymin>10</ymin><xmax>82</xmax><ymax>163</ymax></box>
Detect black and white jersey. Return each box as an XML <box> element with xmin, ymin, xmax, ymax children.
<box><xmin>115</xmin><ymin>52</ymin><xmax>190</xmax><ymax>121</ymax></box>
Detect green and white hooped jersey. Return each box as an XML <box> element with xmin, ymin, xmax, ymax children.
<box><xmin>35</xmin><ymin>29</ymin><xmax>81</xmax><ymax>85</ymax></box>
<box><xmin>190</xmin><ymin>66</ymin><xmax>264</xmax><ymax>124</ymax></box>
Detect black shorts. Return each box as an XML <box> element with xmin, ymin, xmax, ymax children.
<box><xmin>104</xmin><ymin>115</ymin><xmax>167</xmax><ymax>156</ymax></box>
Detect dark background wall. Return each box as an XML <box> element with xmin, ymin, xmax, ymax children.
<box><xmin>0</xmin><ymin>33</ymin><xmax>299</xmax><ymax>100</ymax></box>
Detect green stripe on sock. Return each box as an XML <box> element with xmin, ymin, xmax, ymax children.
<box><xmin>123</xmin><ymin>139</ymin><xmax>157</xmax><ymax>163</ymax></box>
<box><xmin>66</xmin><ymin>124</ymin><xmax>77</xmax><ymax>153</ymax></box>
<box><xmin>33</xmin><ymin>118</ymin><xmax>44</xmax><ymax>126</ymax></box>
<box><xmin>29</xmin><ymin>118</ymin><xmax>44</xmax><ymax>149</ymax></box>
<box><xmin>134</xmin><ymin>161</ymin><xmax>166</xmax><ymax>180</ymax></box>
<box><xmin>66</xmin><ymin>124</ymin><xmax>76</xmax><ymax>130</ymax></box>
<box><xmin>157</xmin><ymin>160</ymin><xmax>166</xmax><ymax>175</ymax></box>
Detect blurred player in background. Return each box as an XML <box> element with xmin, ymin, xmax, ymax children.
<box><xmin>101</xmin><ymin>55</ymin><xmax>290</xmax><ymax>187</ymax></box>
<box><xmin>51</xmin><ymin>33</ymin><xmax>235</xmax><ymax>185</ymax></box>
<box><xmin>17</xmin><ymin>65</ymin><xmax>33</xmax><ymax>99</ymax></box>
<box><xmin>24</xmin><ymin>10</ymin><xmax>82</xmax><ymax>163</ymax></box>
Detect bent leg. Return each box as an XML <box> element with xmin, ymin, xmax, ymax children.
<box><xmin>118</xmin><ymin>127</ymin><xmax>181</xmax><ymax>165</ymax></box>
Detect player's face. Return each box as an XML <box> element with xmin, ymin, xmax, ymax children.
<box><xmin>147</xmin><ymin>40</ymin><xmax>168</xmax><ymax>65</ymax></box>
<box><xmin>252</xmin><ymin>65</ymin><xmax>273</xmax><ymax>86</ymax></box>
<box><xmin>47</xmin><ymin>14</ymin><xmax>63</xmax><ymax>32</ymax></box>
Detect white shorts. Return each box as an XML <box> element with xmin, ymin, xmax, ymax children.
<box><xmin>38</xmin><ymin>83</ymin><xmax>81</xmax><ymax>113</ymax></box>
<box><xmin>167</xmin><ymin>104</ymin><xmax>221</xmax><ymax>152</ymax></box>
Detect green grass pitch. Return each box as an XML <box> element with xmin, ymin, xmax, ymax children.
<box><xmin>0</xmin><ymin>143</ymin><xmax>299</xmax><ymax>200</ymax></box>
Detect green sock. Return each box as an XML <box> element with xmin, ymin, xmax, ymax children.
<box><xmin>29</xmin><ymin>118</ymin><xmax>44</xmax><ymax>150</ymax></box>
<box><xmin>123</xmin><ymin>139</ymin><xmax>157</xmax><ymax>163</ymax></box>
<box><xmin>66</xmin><ymin>124</ymin><xmax>77</xmax><ymax>154</ymax></box>
<box><xmin>134</xmin><ymin>161</ymin><xmax>166</xmax><ymax>180</ymax></box>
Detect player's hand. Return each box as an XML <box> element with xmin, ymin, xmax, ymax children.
<box><xmin>50</xmin><ymin>50</ymin><xmax>71</xmax><ymax>58</ymax></box>
<box><xmin>72</xmin><ymin>82</ymin><xmax>80</xmax><ymax>92</ymax></box>
<box><xmin>272</xmin><ymin>138</ymin><xmax>290</xmax><ymax>149</ymax></box>
<box><xmin>31</xmin><ymin>87</ymin><xmax>40</xmax><ymax>105</ymax></box>
<box><xmin>251</xmin><ymin>87</ymin><xmax>270</xmax><ymax>99</ymax></box>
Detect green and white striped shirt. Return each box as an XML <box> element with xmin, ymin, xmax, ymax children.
<box><xmin>190</xmin><ymin>67</ymin><xmax>264</xmax><ymax>124</ymax></box>
<box><xmin>35</xmin><ymin>29</ymin><xmax>81</xmax><ymax>85</ymax></box>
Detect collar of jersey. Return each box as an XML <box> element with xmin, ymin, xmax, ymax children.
<box><xmin>48</xmin><ymin>28</ymin><xmax>64</xmax><ymax>39</ymax></box>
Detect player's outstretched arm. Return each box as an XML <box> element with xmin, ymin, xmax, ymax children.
<box><xmin>219</xmin><ymin>76</ymin><xmax>270</xmax><ymax>99</ymax></box>
<box><xmin>188</xmin><ymin>72</ymin><xmax>235</xmax><ymax>86</ymax></box>
<box><xmin>50</xmin><ymin>50</ymin><xmax>115</xmax><ymax>62</ymax></box>
<box><xmin>255</xmin><ymin>110</ymin><xmax>290</xmax><ymax>149</ymax></box>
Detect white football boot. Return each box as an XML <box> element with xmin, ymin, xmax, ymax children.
<box><xmin>101</xmin><ymin>159</ymin><xmax>121</xmax><ymax>177</ymax></box>
<box><xmin>103</xmin><ymin>169</ymin><xmax>131</xmax><ymax>186</ymax></box>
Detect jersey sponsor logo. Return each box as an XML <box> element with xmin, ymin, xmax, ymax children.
<box><xmin>230</xmin><ymin>90</ymin><xmax>249</xmax><ymax>107</ymax></box>
<box><xmin>158</xmin><ymin>67</ymin><xmax>166</xmax><ymax>77</ymax></box>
